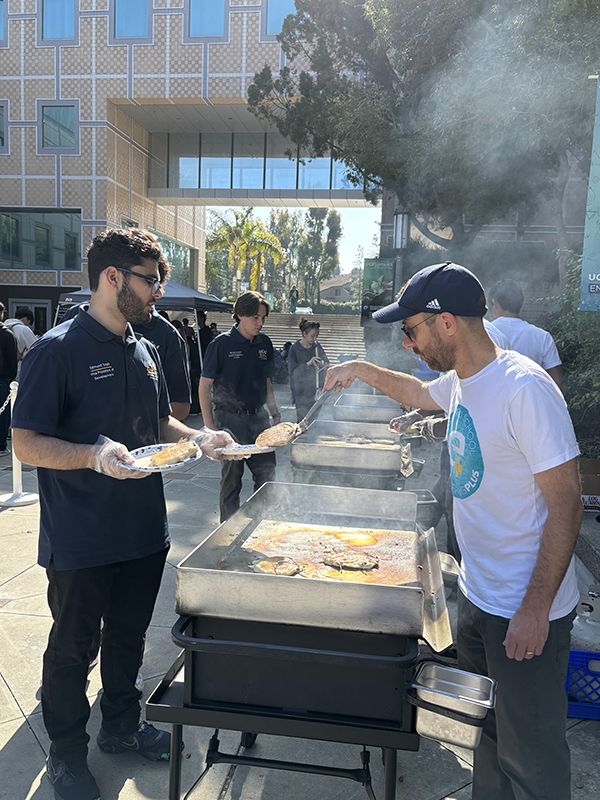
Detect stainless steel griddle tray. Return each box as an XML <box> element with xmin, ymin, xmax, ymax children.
<box><xmin>290</xmin><ymin>420</ymin><xmax>403</xmax><ymax>473</ymax></box>
<box><xmin>333</xmin><ymin>392</ymin><xmax>403</xmax><ymax>423</ymax></box>
<box><xmin>176</xmin><ymin>483</ymin><xmax>452</xmax><ymax>652</ymax></box>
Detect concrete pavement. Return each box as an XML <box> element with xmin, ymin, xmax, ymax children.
<box><xmin>0</xmin><ymin>385</ymin><xmax>599</xmax><ymax>800</ymax></box>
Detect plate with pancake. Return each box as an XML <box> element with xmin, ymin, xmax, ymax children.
<box><xmin>213</xmin><ymin>443</ymin><xmax>275</xmax><ymax>457</ymax></box>
<box><xmin>124</xmin><ymin>440</ymin><xmax>202</xmax><ymax>472</ymax></box>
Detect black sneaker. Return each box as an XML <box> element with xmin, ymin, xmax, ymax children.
<box><xmin>46</xmin><ymin>755</ymin><xmax>101</xmax><ymax>800</ymax></box>
<box><xmin>97</xmin><ymin>721</ymin><xmax>174</xmax><ymax>762</ymax></box>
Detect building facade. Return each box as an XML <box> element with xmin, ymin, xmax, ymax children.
<box><xmin>1</xmin><ymin>0</ymin><xmax>370</xmax><ymax>331</ymax></box>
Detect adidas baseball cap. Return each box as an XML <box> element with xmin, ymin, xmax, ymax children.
<box><xmin>373</xmin><ymin>262</ymin><xmax>487</xmax><ymax>324</ymax></box>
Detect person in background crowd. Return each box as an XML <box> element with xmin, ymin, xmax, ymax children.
<box><xmin>490</xmin><ymin>278</ymin><xmax>562</xmax><ymax>388</ymax></box>
<box><xmin>324</xmin><ymin>263</ymin><xmax>581</xmax><ymax>800</ymax></box>
<box><xmin>288</xmin><ymin>319</ymin><xmax>329</xmax><ymax>422</ymax></box>
<box><xmin>289</xmin><ymin>284</ymin><xmax>299</xmax><ymax>314</ymax></box>
<box><xmin>0</xmin><ymin>301</ymin><xmax>18</xmax><ymax>456</ymax></box>
<box><xmin>197</xmin><ymin>310</ymin><xmax>213</xmax><ymax>358</ymax></box>
<box><xmin>12</xmin><ymin>228</ymin><xmax>239</xmax><ymax>800</ymax></box>
<box><xmin>188</xmin><ymin>311</ymin><xmax>212</xmax><ymax>415</ymax></box>
<box><xmin>210</xmin><ymin>321</ymin><xmax>220</xmax><ymax>339</ymax></box>
<box><xmin>182</xmin><ymin>317</ymin><xmax>195</xmax><ymax>345</ymax></box>
<box><xmin>3</xmin><ymin>306</ymin><xmax>37</xmax><ymax>372</ymax></box>
<box><xmin>171</xmin><ymin>319</ymin><xmax>190</xmax><ymax>354</ymax></box>
<box><xmin>200</xmin><ymin>291</ymin><xmax>279</xmax><ymax>522</ymax></box>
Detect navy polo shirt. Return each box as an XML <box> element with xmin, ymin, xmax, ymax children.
<box><xmin>12</xmin><ymin>310</ymin><xmax>171</xmax><ymax>570</ymax></box>
<box><xmin>201</xmin><ymin>325</ymin><xmax>275</xmax><ymax>411</ymax></box>
<box><xmin>132</xmin><ymin>312</ymin><xmax>191</xmax><ymax>404</ymax></box>
<box><xmin>64</xmin><ymin>304</ymin><xmax>191</xmax><ymax>405</ymax></box>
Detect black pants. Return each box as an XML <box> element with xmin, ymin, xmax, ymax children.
<box><xmin>215</xmin><ymin>407</ymin><xmax>276</xmax><ymax>522</ymax></box>
<box><xmin>0</xmin><ymin>380</ymin><xmax>10</xmax><ymax>450</ymax></box>
<box><xmin>42</xmin><ymin>548</ymin><xmax>168</xmax><ymax>762</ymax></box>
<box><xmin>458</xmin><ymin>592</ymin><xmax>575</xmax><ymax>799</ymax></box>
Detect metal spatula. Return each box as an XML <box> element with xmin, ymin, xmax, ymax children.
<box><xmin>254</xmin><ymin>384</ymin><xmax>342</xmax><ymax>448</ymax></box>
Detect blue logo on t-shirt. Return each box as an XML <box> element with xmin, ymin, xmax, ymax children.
<box><xmin>447</xmin><ymin>404</ymin><xmax>484</xmax><ymax>499</ymax></box>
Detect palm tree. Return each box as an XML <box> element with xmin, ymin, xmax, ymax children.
<box><xmin>207</xmin><ymin>209</ymin><xmax>283</xmax><ymax>295</ymax></box>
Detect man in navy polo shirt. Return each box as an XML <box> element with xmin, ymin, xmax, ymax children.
<box><xmin>12</xmin><ymin>228</ymin><xmax>238</xmax><ymax>800</ymax></box>
<box><xmin>63</xmin><ymin>302</ymin><xmax>192</xmax><ymax>420</ymax></box>
<box><xmin>200</xmin><ymin>291</ymin><xmax>280</xmax><ymax>521</ymax></box>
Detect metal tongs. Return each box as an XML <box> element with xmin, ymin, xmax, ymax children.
<box><xmin>261</xmin><ymin>383</ymin><xmax>342</xmax><ymax>447</ymax></box>
<box><xmin>296</xmin><ymin>381</ymin><xmax>342</xmax><ymax>435</ymax></box>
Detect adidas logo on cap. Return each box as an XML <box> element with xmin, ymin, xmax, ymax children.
<box><xmin>426</xmin><ymin>298</ymin><xmax>441</xmax><ymax>310</ymax></box>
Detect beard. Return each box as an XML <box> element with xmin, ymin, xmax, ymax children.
<box><xmin>414</xmin><ymin>326</ymin><xmax>456</xmax><ymax>373</ymax></box>
<box><xmin>116</xmin><ymin>279</ymin><xmax>152</xmax><ymax>325</ymax></box>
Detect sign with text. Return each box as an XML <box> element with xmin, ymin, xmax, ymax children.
<box><xmin>362</xmin><ymin>258</ymin><xmax>396</xmax><ymax>318</ymax></box>
<box><xmin>581</xmin><ymin>78</ymin><xmax>600</xmax><ymax>311</ymax></box>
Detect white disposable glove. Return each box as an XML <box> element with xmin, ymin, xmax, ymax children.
<box><xmin>389</xmin><ymin>409</ymin><xmax>423</xmax><ymax>434</ymax></box>
<box><xmin>191</xmin><ymin>427</ymin><xmax>246</xmax><ymax>461</ymax></box>
<box><xmin>413</xmin><ymin>416</ymin><xmax>449</xmax><ymax>443</ymax></box>
<box><xmin>90</xmin><ymin>435</ymin><xmax>149</xmax><ymax>480</ymax></box>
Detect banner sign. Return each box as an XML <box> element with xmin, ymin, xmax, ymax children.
<box><xmin>580</xmin><ymin>78</ymin><xmax>600</xmax><ymax>311</ymax></box>
<box><xmin>361</xmin><ymin>258</ymin><xmax>396</xmax><ymax>318</ymax></box>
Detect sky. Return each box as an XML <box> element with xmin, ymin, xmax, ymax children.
<box><xmin>208</xmin><ymin>206</ymin><xmax>382</xmax><ymax>273</ymax></box>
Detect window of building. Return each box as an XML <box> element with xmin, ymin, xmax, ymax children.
<box><xmin>233</xmin><ymin>133</ymin><xmax>265</xmax><ymax>190</ymax></box>
<box><xmin>266</xmin><ymin>0</ymin><xmax>296</xmax><ymax>36</ymax></box>
<box><xmin>1</xmin><ymin>214</ymin><xmax>20</xmax><ymax>262</ymax></box>
<box><xmin>64</xmin><ymin>232</ymin><xmax>78</xmax><ymax>270</ymax></box>
<box><xmin>201</xmin><ymin>133</ymin><xmax>232</xmax><ymax>189</ymax></box>
<box><xmin>334</xmin><ymin>288</ymin><xmax>341</xmax><ymax>297</ymax></box>
<box><xmin>42</xmin><ymin>0</ymin><xmax>75</xmax><ymax>40</ymax></box>
<box><xmin>0</xmin><ymin>1</ymin><xmax>4</xmax><ymax>44</ymax></box>
<box><xmin>120</xmin><ymin>216</ymin><xmax>139</xmax><ymax>229</ymax></box>
<box><xmin>153</xmin><ymin>233</ymin><xmax>193</xmax><ymax>288</ymax></box>
<box><xmin>265</xmin><ymin>133</ymin><xmax>297</xmax><ymax>190</ymax></box>
<box><xmin>298</xmin><ymin>149</ymin><xmax>330</xmax><ymax>190</ymax></box>
<box><xmin>115</xmin><ymin>0</ymin><xmax>148</xmax><ymax>39</ymax></box>
<box><xmin>169</xmin><ymin>134</ymin><xmax>200</xmax><ymax>189</ymax></box>
<box><xmin>42</xmin><ymin>105</ymin><xmax>75</xmax><ymax>149</ymax></box>
<box><xmin>35</xmin><ymin>225</ymin><xmax>50</xmax><ymax>266</ymax></box>
<box><xmin>189</xmin><ymin>0</ymin><xmax>225</xmax><ymax>38</ymax></box>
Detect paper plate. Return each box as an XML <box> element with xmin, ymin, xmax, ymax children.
<box><xmin>214</xmin><ymin>443</ymin><xmax>275</xmax><ymax>457</ymax></box>
<box><xmin>124</xmin><ymin>443</ymin><xmax>203</xmax><ymax>473</ymax></box>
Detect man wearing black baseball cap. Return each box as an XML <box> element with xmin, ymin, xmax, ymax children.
<box><xmin>324</xmin><ymin>262</ymin><xmax>581</xmax><ymax>800</ymax></box>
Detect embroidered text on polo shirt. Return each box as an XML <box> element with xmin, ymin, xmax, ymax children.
<box><xmin>143</xmin><ymin>360</ymin><xmax>159</xmax><ymax>379</ymax></box>
<box><xmin>89</xmin><ymin>362</ymin><xmax>115</xmax><ymax>381</ymax></box>
<box><xmin>228</xmin><ymin>350</ymin><xmax>244</xmax><ymax>359</ymax></box>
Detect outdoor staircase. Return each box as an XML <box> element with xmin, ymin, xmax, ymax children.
<box><xmin>260</xmin><ymin>313</ymin><xmax>366</xmax><ymax>363</ymax></box>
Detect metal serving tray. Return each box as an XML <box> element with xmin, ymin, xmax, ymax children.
<box><xmin>176</xmin><ymin>483</ymin><xmax>453</xmax><ymax>652</ymax></box>
<box><xmin>333</xmin><ymin>393</ymin><xmax>403</xmax><ymax>423</ymax></box>
<box><xmin>291</xmin><ymin>420</ymin><xmax>403</xmax><ymax>473</ymax></box>
<box><xmin>411</xmin><ymin>662</ymin><xmax>496</xmax><ymax>749</ymax></box>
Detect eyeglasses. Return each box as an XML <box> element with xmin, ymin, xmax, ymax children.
<box><xmin>401</xmin><ymin>314</ymin><xmax>438</xmax><ymax>341</ymax></box>
<box><xmin>115</xmin><ymin>267</ymin><xmax>162</xmax><ymax>296</ymax></box>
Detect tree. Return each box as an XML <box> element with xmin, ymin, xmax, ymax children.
<box><xmin>248</xmin><ymin>0</ymin><xmax>600</xmax><ymax>285</ymax></box>
<box><xmin>297</xmin><ymin>208</ymin><xmax>342</xmax><ymax>303</ymax></box>
<box><xmin>206</xmin><ymin>209</ymin><xmax>283</xmax><ymax>295</ymax></box>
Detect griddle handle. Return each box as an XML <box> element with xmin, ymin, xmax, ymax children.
<box><xmin>172</xmin><ymin>616</ymin><xmax>419</xmax><ymax>669</ymax></box>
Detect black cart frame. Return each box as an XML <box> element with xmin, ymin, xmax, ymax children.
<box><xmin>146</xmin><ymin>616</ymin><xmax>422</xmax><ymax>800</ymax></box>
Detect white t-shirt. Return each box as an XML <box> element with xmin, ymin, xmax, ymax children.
<box><xmin>483</xmin><ymin>319</ymin><xmax>510</xmax><ymax>349</ymax></box>
<box><xmin>491</xmin><ymin>316</ymin><xmax>561</xmax><ymax>369</ymax></box>
<box><xmin>428</xmin><ymin>351</ymin><xmax>579</xmax><ymax>621</ymax></box>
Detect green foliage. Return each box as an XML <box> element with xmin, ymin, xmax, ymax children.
<box><xmin>536</xmin><ymin>250</ymin><xmax>600</xmax><ymax>418</ymax></box>
<box><xmin>248</xmin><ymin>0</ymin><xmax>600</xmax><ymax>259</ymax></box>
<box><xmin>315</xmin><ymin>300</ymin><xmax>358</xmax><ymax>315</ymax></box>
<box><xmin>297</xmin><ymin>208</ymin><xmax>343</xmax><ymax>302</ymax></box>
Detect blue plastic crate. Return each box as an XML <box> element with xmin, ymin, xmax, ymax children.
<box><xmin>566</xmin><ymin>649</ymin><xmax>600</xmax><ymax>720</ymax></box>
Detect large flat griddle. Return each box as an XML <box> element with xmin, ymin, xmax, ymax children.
<box><xmin>176</xmin><ymin>483</ymin><xmax>453</xmax><ymax>652</ymax></box>
<box><xmin>221</xmin><ymin>519</ymin><xmax>420</xmax><ymax>586</ymax></box>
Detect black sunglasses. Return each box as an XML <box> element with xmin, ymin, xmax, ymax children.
<box><xmin>115</xmin><ymin>267</ymin><xmax>162</xmax><ymax>295</ymax></box>
<box><xmin>401</xmin><ymin>313</ymin><xmax>438</xmax><ymax>341</ymax></box>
